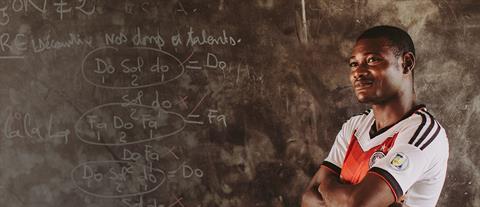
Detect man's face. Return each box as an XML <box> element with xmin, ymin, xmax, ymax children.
<box><xmin>349</xmin><ymin>37</ymin><xmax>405</xmax><ymax>104</ymax></box>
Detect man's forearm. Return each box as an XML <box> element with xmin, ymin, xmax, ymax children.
<box><xmin>318</xmin><ymin>175</ymin><xmax>354</xmax><ymax>207</ymax></box>
<box><xmin>302</xmin><ymin>166</ymin><xmax>394</xmax><ymax>207</ymax></box>
<box><xmin>318</xmin><ymin>173</ymin><xmax>396</xmax><ymax>207</ymax></box>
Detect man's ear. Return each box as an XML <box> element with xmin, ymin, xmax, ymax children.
<box><xmin>402</xmin><ymin>52</ymin><xmax>415</xmax><ymax>74</ymax></box>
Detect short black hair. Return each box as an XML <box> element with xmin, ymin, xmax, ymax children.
<box><xmin>356</xmin><ymin>25</ymin><xmax>415</xmax><ymax>57</ymax></box>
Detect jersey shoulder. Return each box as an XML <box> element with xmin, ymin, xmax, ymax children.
<box><xmin>343</xmin><ymin>109</ymin><xmax>372</xmax><ymax>130</ymax></box>
<box><xmin>397</xmin><ymin>108</ymin><xmax>448</xmax><ymax>151</ymax></box>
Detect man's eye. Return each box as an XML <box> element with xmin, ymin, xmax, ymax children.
<box><xmin>367</xmin><ymin>57</ymin><xmax>381</xmax><ymax>64</ymax></box>
<box><xmin>349</xmin><ymin>62</ymin><xmax>358</xmax><ymax>68</ymax></box>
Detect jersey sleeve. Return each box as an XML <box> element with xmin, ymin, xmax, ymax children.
<box><xmin>369</xmin><ymin>113</ymin><xmax>448</xmax><ymax>204</ymax></box>
<box><xmin>322</xmin><ymin>119</ymin><xmax>354</xmax><ymax>175</ymax></box>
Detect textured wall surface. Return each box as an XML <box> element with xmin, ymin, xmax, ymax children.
<box><xmin>0</xmin><ymin>0</ymin><xmax>478</xmax><ymax>206</ymax></box>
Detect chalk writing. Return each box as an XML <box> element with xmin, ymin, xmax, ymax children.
<box><xmin>121</xmin><ymin>90</ymin><xmax>201</xmax><ymax>113</ymax></box>
<box><xmin>207</xmin><ymin>109</ymin><xmax>227</xmax><ymax>127</ymax></box>
<box><xmin>122</xmin><ymin>145</ymin><xmax>160</xmax><ymax>163</ymax></box>
<box><xmin>0</xmin><ymin>28</ymin><xmax>240</xmax><ymax>57</ymax></box>
<box><xmin>0</xmin><ymin>0</ymin><xmax>257</xmax><ymax>205</ymax></box>
<box><xmin>75</xmin><ymin>103</ymin><xmax>189</xmax><ymax>146</ymax></box>
<box><xmin>3</xmin><ymin>109</ymin><xmax>70</xmax><ymax>143</ymax></box>
<box><xmin>53</xmin><ymin>0</ymin><xmax>72</xmax><ymax>20</ymax></box>
<box><xmin>167</xmin><ymin>146</ymin><xmax>180</xmax><ymax>160</ymax></box>
<box><xmin>119</xmin><ymin>90</ymin><xmax>218</xmax><ymax>127</ymax></box>
<box><xmin>71</xmin><ymin>160</ymin><xmax>166</xmax><ymax>198</ymax></box>
<box><xmin>0</xmin><ymin>0</ymin><xmax>96</xmax><ymax>25</ymax></box>
<box><xmin>121</xmin><ymin>195</ymin><xmax>186</xmax><ymax>207</ymax></box>
<box><xmin>184</xmin><ymin>52</ymin><xmax>263</xmax><ymax>87</ymax></box>
<box><xmin>167</xmin><ymin>162</ymin><xmax>204</xmax><ymax>179</ymax></box>
<box><xmin>0</xmin><ymin>32</ymin><xmax>93</xmax><ymax>55</ymax></box>
<box><xmin>31</xmin><ymin>33</ymin><xmax>94</xmax><ymax>53</ymax></box>
<box><xmin>106</xmin><ymin>27</ymin><xmax>165</xmax><ymax>50</ymax></box>
<box><xmin>186</xmin><ymin>27</ymin><xmax>241</xmax><ymax>47</ymax></box>
<box><xmin>118</xmin><ymin>145</ymin><xmax>203</xmax><ymax>179</ymax></box>
<box><xmin>124</xmin><ymin>0</ymin><xmax>195</xmax><ymax>16</ymax></box>
<box><xmin>168</xmin><ymin>196</ymin><xmax>186</xmax><ymax>207</ymax></box>
<box><xmin>185</xmin><ymin>92</ymin><xmax>209</xmax><ymax>125</ymax></box>
<box><xmin>121</xmin><ymin>196</ymin><xmax>162</xmax><ymax>207</ymax></box>
<box><xmin>206</xmin><ymin>62</ymin><xmax>265</xmax><ymax>90</ymax></box>
<box><xmin>0</xmin><ymin>5</ymin><xmax>9</xmax><ymax>26</ymax></box>
<box><xmin>103</xmin><ymin>27</ymin><xmax>240</xmax><ymax>49</ymax></box>
<box><xmin>0</xmin><ymin>32</ymin><xmax>28</xmax><ymax>54</ymax></box>
<box><xmin>185</xmin><ymin>52</ymin><xmax>226</xmax><ymax>71</ymax></box>
<box><xmin>82</xmin><ymin>46</ymin><xmax>185</xmax><ymax>89</ymax></box>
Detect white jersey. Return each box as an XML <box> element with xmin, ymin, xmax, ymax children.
<box><xmin>323</xmin><ymin>105</ymin><xmax>449</xmax><ymax>207</ymax></box>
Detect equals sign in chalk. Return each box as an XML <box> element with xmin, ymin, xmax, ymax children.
<box><xmin>185</xmin><ymin>60</ymin><xmax>202</xmax><ymax>70</ymax></box>
<box><xmin>167</xmin><ymin>172</ymin><xmax>177</xmax><ymax>178</ymax></box>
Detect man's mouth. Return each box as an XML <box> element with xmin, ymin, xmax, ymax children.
<box><xmin>354</xmin><ymin>80</ymin><xmax>374</xmax><ymax>90</ymax></box>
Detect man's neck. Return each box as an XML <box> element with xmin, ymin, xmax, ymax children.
<box><xmin>371</xmin><ymin>95</ymin><xmax>416</xmax><ymax>131</ymax></box>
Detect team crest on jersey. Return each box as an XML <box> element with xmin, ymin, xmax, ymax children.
<box><xmin>389</xmin><ymin>153</ymin><xmax>409</xmax><ymax>171</ymax></box>
<box><xmin>369</xmin><ymin>151</ymin><xmax>385</xmax><ymax>168</ymax></box>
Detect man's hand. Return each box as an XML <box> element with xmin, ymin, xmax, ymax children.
<box><xmin>301</xmin><ymin>185</ymin><xmax>326</xmax><ymax>207</ymax></box>
<box><xmin>301</xmin><ymin>166</ymin><xmax>339</xmax><ymax>207</ymax></box>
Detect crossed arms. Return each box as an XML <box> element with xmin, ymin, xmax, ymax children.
<box><xmin>301</xmin><ymin>165</ymin><xmax>396</xmax><ymax>207</ymax></box>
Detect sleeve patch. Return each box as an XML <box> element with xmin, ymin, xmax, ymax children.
<box><xmin>389</xmin><ymin>153</ymin><xmax>409</xmax><ymax>171</ymax></box>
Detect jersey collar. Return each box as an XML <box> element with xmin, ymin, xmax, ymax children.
<box><xmin>369</xmin><ymin>104</ymin><xmax>426</xmax><ymax>139</ymax></box>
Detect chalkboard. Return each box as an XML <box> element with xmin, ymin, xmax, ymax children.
<box><xmin>0</xmin><ymin>0</ymin><xmax>479</xmax><ymax>206</ymax></box>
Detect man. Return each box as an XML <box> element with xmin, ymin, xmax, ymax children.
<box><xmin>301</xmin><ymin>25</ymin><xmax>449</xmax><ymax>207</ymax></box>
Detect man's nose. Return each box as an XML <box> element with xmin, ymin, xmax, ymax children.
<box><xmin>352</xmin><ymin>62</ymin><xmax>369</xmax><ymax>79</ymax></box>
